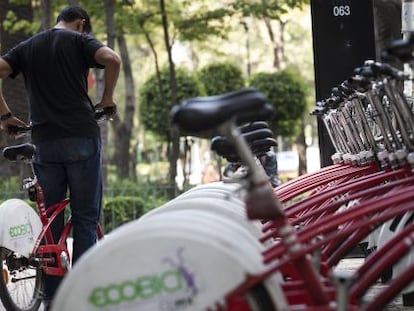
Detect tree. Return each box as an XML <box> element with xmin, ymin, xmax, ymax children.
<box><xmin>232</xmin><ymin>0</ymin><xmax>309</xmax><ymax>69</ymax></box>
<box><xmin>133</xmin><ymin>0</ymin><xmax>238</xmax><ymax>191</ymax></box>
<box><xmin>101</xmin><ymin>0</ymin><xmax>138</xmax><ymax>180</ymax></box>
<box><xmin>140</xmin><ymin>66</ymin><xmax>204</xmax><ymax>189</ymax></box>
<box><xmin>198</xmin><ymin>61</ymin><xmax>245</xmax><ymax>96</ymax></box>
<box><xmin>82</xmin><ymin>0</ymin><xmax>139</xmax><ymax>180</ymax></box>
<box><xmin>140</xmin><ymin>67</ymin><xmax>205</xmax><ymax>141</ymax></box>
<box><xmin>249</xmin><ymin>69</ymin><xmax>307</xmax><ymax>137</ymax></box>
<box><xmin>373</xmin><ymin>0</ymin><xmax>401</xmax><ymax>65</ymax></box>
<box><xmin>249</xmin><ymin>68</ymin><xmax>308</xmax><ymax>174</ymax></box>
<box><xmin>159</xmin><ymin>0</ymin><xmax>180</xmax><ymax>196</ymax></box>
<box><xmin>0</xmin><ymin>0</ymin><xmax>34</xmax><ymax>177</ymax></box>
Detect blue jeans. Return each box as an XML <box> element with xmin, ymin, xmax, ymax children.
<box><xmin>33</xmin><ymin>137</ymin><xmax>102</xmax><ymax>300</ymax></box>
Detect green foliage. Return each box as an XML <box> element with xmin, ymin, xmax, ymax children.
<box><xmin>0</xmin><ymin>177</ymin><xmax>23</xmax><ymax>201</ymax></box>
<box><xmin>102</xmin><ymin>178</ymin><xmax>171</xmax><ymax>232</ymax></box>
<box><xmin>139</xmin><ymin>67</ymin><xmax>205</xmax><ymax>141</ymax></box>
<box><xmin>3</xmin><ymin>8</ymin><xmax>38</xmax><ymax>35</ymax></box>
<box><xmin>232</xmin><ymin>0</ymin><xmax>309</xmax><ymax>19</ymax></box>
<box><xmin>198</xmin><ymin>62</ymin><xmax>245</xmax><ymax>96</ymax></box>
<box><xmin>102</xmin><ymin>196</ymin><xmax>145</xmax><ymax>232</ymax></box>
<box><xmin>249</xmin><ymin>68</ymin><xmax>308</xmax><ymax>138</ymax></box>
<box><xmin>174</xmin><ymin>6</ymin><xmax>234</xmax><ymax>41</ymax></box>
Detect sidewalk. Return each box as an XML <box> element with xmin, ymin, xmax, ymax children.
<box><xmin>335</xmin><ymin>258</ymin><xmax>414</xmax><ymax>311</ymax></box>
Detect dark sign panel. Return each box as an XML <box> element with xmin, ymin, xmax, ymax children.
<box><xmin>311</xmin><ymin>0</ymin><xmax>376</xmax><ymax>166</ymax></box>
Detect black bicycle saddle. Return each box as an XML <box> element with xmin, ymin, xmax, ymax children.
<box><xmin>171</xmin><ymin>88</ymin><xmax>274</xmax><ymax>135</ymax></box>
<box><xmin>3</xmin><ymin>143</ymin><xmax>36</xmax><ymax>161</ymax></box>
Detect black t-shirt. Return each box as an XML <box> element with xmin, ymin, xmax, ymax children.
<box><xmin>2</xmin><ymin>28</ymin><xmax>104</xmax><ymax>143</ymax></box>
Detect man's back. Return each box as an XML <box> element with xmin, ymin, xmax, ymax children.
<box><xmin>2</xmin><ymin>29</ymin><xmax>104</xmax><ymax>142</ymax></box>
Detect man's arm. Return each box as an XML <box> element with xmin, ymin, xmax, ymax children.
<box><xmin>94</xmin><ymin>46</ymin><xmax>121</xmax><ymax>108</ymax></box>
<box><xmin>0</xmin><ymin>58</ymin><xmax>13</xmax><ymax>115</ymax></box>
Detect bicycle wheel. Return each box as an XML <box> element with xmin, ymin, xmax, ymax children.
<box><xmin>0</xmin><ymin>247</ymin><xmax>43</xmax><ymax>311</ymax></box>
<box><xmin>245</xmin><ymin>284</ymin><xmax>276</xmax><ymax>311</ymax></box>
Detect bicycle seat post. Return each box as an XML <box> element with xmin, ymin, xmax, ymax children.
<box><xmin>331</xmin><ymin>270</ymin><xmax>356</xmax><ymax>311</ymax></box>
<box><xmin>218</xmin><ymin>119</ymin><xmax>267</xmax><ymax>186</ymax></box>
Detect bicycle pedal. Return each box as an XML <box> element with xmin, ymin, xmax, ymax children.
<box><xmin>2</xmin><ymin>268</ymin><xmax>9</xmax><ymax>284</ymax></box>
<box><xmin>28</xmin><ymin>257</ymin><xmax>42</xmax><ymax>268</ymax></box>
<box><xmin>60</xmin><ymin>252</ymin><xmax>70</xmax><ymax>270</ymax></box>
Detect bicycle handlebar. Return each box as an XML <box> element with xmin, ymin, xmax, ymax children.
<box><xmin>5</xmin><ymin>125</ymin><xmax>31</xmax><ymax>139</ymax></box>
<box><xmin>5</xmin><ymin>106</ymin><xmax>116</xmax><ymax>137</ymax></box>
<box><xmin>94</xmin><ymin>105</ymin><xmax>116</xmax><ymax>121</ymax></box>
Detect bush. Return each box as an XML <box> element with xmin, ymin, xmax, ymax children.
<box><xmin>0</xmin><ymin>177</ymin><xmax>172</xmax><ymax>234</ymax></box>
<box><xmin>249</xmin><ymin>69</ymin><xmax>308</xmax><ymax>138</ymax></box>
<box><xmin>139</xmin><ymin>67</ymin><xmax>205</xmax><ymax>141</ymax></box>
<box><xmin>101</xmin><ymin>196</ymin><xmax>146</xmax><ymax>233</ymax></box>
<box><xmin>198</xmin><ymin>61</ymin><xmax>245</xmax><ymax>96</ymax></box>
<box><xmin>0</xmin><ymin>177</ymin><xmax>24</xmax><ymax>201</ymax></box>
<box><xmin>102</xmin><ymin>178</ymin><xmax>172</xmax><ymax>232</ymax></box>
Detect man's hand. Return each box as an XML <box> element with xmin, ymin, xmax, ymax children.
<box><xmin>0</xmin><ymin>115</ymin><xmax>30</xmax><ymax>136</ymax></box>
<box><xmin>94</xmin><ymin>102</ymin><xmax>117</xmax><ymax>120</ymax></box>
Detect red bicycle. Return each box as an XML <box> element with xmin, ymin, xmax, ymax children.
<box><xmin>0</xmin><ymin>106</ymin><xmax>114</xmax><ymax>311</ymax></box>
<box><xmin>47</xmin><ymin>36</ymin><xmax>414</xmax><ymax>310</ymax></box>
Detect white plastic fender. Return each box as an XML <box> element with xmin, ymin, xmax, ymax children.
<box><xmin>140</xmin><ymin>196</ymin><xmax>264</xmax><ymax>241</ymax></box>
<box><xmin>175</xmin><ymin>188</ymin><xmax>244</xmax><ymax>206</ymax></box>
<box><xmin>0</xmin><ymin>199</ymin><xmax>42</xmax><ymax>257</ymax></box>
<box><xmin>52</xmin><ymin>209</ymin><xmax>287</xmax><ymax>311</ymax></box>
<box><xmin>184</xmin><ymin>181</ymin><xmax>241</xmax><ymax>195</ymax></box>
<box><xmin>377</xmin><ymin>213</ymin><xmax>412</xmax><ymax>250</ymax></box>
<box><xmin>139</xmin><ymin>209</ymin><xmax>265</xmax><ymax>260</ymax></box>
<box><xmin>386</xmin><ymin>212</ymin><xmax>414</xmax><ymax>294</ymax></box>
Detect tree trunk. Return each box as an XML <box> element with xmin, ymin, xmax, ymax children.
<box><xmin>0</xmin><ymin>0</ymin><xmax>33</xmax><ymax>177</ymax></box>
<box><xmin>263</xmin><ymin>16</ymin><xmax>288</xmax><ymax>70</ymax></box>
<box><xmin>40</xmin><ymin>0</ymin><xmax>52</xmax><ymax>30</ymax></box>
<box><xmin>113</xmin><ymin>34</ymin><xmax>135</xmax><ymax>179</ymax></box>
<box><xmin>263</xmin><ymin>17</ymin><xmax>281</xmax><ymax>70</ymax></box>
<box><xmin>100</xmin><ymin>0</ymin><xmax>116</xmax><ymax>185</ymax></box>
<box><xmin>160</xmin><ymin>0</ymin><xmax>179</xmax><ymax>198</ymax></box>
<box><xmin>296</xmin><ymin>118</ymin><xmax>307</xmax><ymax>176</ymax></box>
<box><xmin>373</xmin><ymin>0</ymin><xmax>402</xmax><ymax>62</ymax></box>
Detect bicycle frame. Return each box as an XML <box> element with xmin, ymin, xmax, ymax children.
<box><xmin>31</xmin><ymin>178</ymin><xmax>72</xmax><ymax>277</ymax></box>
<box><xmin>49</xmin><ymin>68</ymin><xmax>414</xmax><ymax>310</ymax></box>
<box><xmin>30</xmin><ymin>171</ymin><xmax>104</xmax><ymax>277</ymax></box>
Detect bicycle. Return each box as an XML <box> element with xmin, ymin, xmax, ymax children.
<box><xmin>49</xmin><ymin>83</ymin><xmax>414</xmax><ymax>311</ymax></box>
<box><xmin>48</xmin><ymin>35</ymin><xmax>414</xmax><ymax>310</ymax></box>
<box><xmin>0</xmin><ymin>106</ymin><xmax>115</xmax><ymax>311</ymax></box>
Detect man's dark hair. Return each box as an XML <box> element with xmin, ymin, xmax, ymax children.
<box><xmin>56</xmin><ymin>5</ymin><xmax>92</xmax><ymax>33</ymax></box>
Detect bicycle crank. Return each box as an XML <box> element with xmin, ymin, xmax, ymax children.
<box><xmin>2</xmin><ymin>268</ymin><xmax>9</xmax><ymax>284</ymax></box>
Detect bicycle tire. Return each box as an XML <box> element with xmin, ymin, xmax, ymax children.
<box><xmin>245</xmin><ymin>283</ymin><xmax>276</xmax><ymax>311</ymax></box>
<box><xmin>0</xmin><ymin>247</ymin><xmax>43</xmax><ymax>311</ymax></box>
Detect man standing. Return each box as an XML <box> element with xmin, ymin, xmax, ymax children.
<box><xmin>0</xmin><ymin>5</ymin><xmax>121</xmax><ymax>309</ymax></box>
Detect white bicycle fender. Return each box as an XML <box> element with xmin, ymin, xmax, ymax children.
<box><xmin>53</xmin><ymin>212</ymin><xmax>279</xmax><ymax>311</ymax></box>
<box><xmin>0</xmin><ymin>199</ymin><xmax>42</xmax><ymax>257</ymax></box>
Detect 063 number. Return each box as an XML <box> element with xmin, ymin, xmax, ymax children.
<box><xmin>333</xmin><ymin>5</ymin><xmax>351</xmax><ymax>17</ymax></box>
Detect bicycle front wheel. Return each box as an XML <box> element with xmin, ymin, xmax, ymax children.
<box><xmin>245</xmin><ymin>283</ymin><xmax>277</xmax><ymax>311</ymax></box>
<box><xmin>0</xmin><ymin>247</ymin><xmax>43</xmax><ymax>311</ymax></box>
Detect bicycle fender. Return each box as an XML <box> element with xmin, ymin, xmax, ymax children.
<box><xmin>0</xmin><ymin>198</ymin><xmax>42</xmax><ymax>257</ymax></box>
<box><xmin>53</xmin><ymin>212</ymin><xmax>285</xmax><ymax>311</ymax></box>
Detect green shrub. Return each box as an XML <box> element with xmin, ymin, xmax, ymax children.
<box><xmin>139</xmin><ymin>67</ymin><xmax>205</xmax><ymax>141</ymax></box>
<box><xmin>0</xmin><ymin>177</ymin><xmax>172</xmax><ymax>233</ymax></box>
<box><xmin>249</xmin><ymin>68</ymin><xmax>308</xmax><ymax>138</ymax></box>
<box><xmin>198</xmin><ymin>61</ymin><xmax>245</xmax><ymax>96</ymax></box>
<box><xmin>102</xmin><ymin>196</ymin><xmax>146</xmax><ymax>233</ymax></box>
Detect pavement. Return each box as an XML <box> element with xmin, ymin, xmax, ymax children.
<box><xmin>335</xmin><ymin>258</ymin><xmax>414</xmax><ymax>311</ymax></box>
